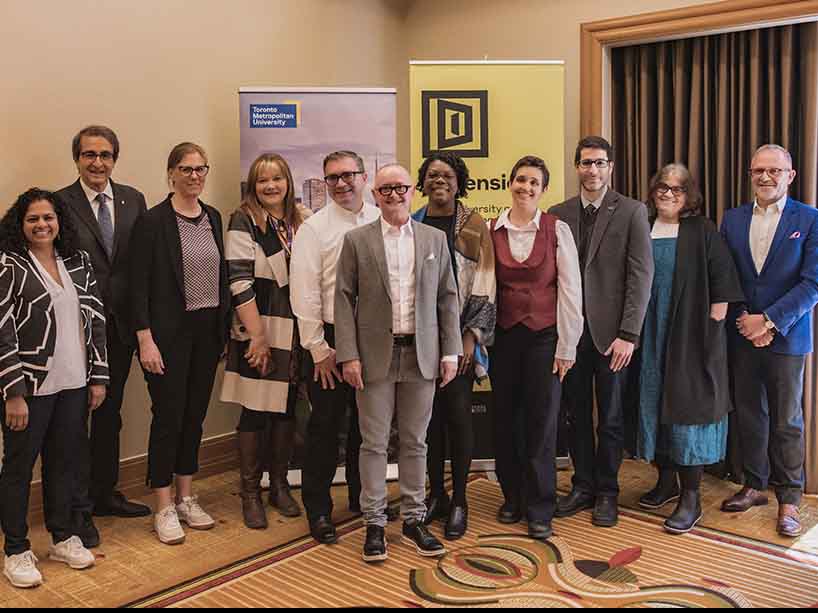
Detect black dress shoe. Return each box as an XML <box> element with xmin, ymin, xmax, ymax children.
<box><xmin>527</xmin><ymin>520</ymin><xmax>553</xmax><ymax>540</ymax></box>
<box><xmin>592</xmin><ymin>495</ymin><xmax>619</xmax><ymax>528</ymax></box>
<box><xmin>555</xmin><ymin>490</ymin><xmax>595</xmax><ymax>518</ymax></box>
<box><xmin>423</xmin><ymin>494</ymin><xmax>450</xmax><ymax>526</ymax></box>
<box><xmin>401</xmin><ymin>520</ymin><xmax>446</xmax><ymax>557</ymax></box>
<box><xmin>444</xmin><ymin>506</ymin><xmax>468</xmax><ymax>540</ymax></box>
<box><xmin>93</xmin><ymin>491</ymin><xmax>152</xmax><ymax>518</ymax></box>
<box><xmin>497</xmin><ymin>501</ymin><xmax>522</xmax><ymax>524</ymax></box>
<box><xmin>74</xmin><ymin>512</ymin><xmax>100</xmax><ymax>549</ymax></box>
<box><xmin>309</xmin><ymin>516</ymin><xmax>338</xmax><ymax>545</ymax></box>
<box><xmin>362</xmin><ymin>525</ymin><xmax>388</xmax><ymax>563</ymax></box>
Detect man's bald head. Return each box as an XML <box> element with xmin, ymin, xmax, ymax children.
<box><xmin>372</xmin><ymin>164</ymin><xmax>415</xmax><ymax>226</ymax></box>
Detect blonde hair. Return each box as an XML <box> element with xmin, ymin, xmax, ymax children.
<box><xmin>240</xmin><ymin>153</ymin><xmax>301</xmax><ymax>233</ymax></box>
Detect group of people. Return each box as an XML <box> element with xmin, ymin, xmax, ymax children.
<box><xmin>0</xmin><ymin>126</ymin><xmax>815</xmax><ymax>587</ymax></box>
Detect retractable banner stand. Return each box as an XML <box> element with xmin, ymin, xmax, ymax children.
<box><xmin>410</xmin><ymin>61</ymin><xmax>566</xmax><ymax>470</ymax></box>
<box><xmin>239</xmin><ymin>87</ymin><xmax>397</xmax><ymax>484</ymax></box>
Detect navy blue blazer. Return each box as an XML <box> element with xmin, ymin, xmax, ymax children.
<box><xmin>720</xmin><ymin>197</ymin><xmax>818</xmax><ymax>355</ymax></box>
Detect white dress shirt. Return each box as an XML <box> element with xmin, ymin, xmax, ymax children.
<box><xmin>30</xmin><ymin>252</ymin><xmax>87</xmax><ymax>396</ymax></box>
<box><xmin>290</xmin><ymin>200</ymin><xmax>381</xmax><ymax>362</ymax></box>
<box><xmin>80</xmin><ymin>180</ymin><xmax>116</xmax><ymax>228</ymax></box>
<box><xmin>581</xmin><ymin>186</ymin><xmax>609</xmax><ymax>212</ymax></box>
<box><xmin>750</xmin><ymin>195</ymin><xmax>787</xmax><ymax>274</ymax></box>
<box><xmin>492</xmin><ymin>209</ymin><xmax>584</xmax><ymax>361</ymax></box>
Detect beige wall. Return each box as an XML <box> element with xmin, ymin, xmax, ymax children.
<box><xmin>0</xmin><ymin>0</ymin><xmax>714</xmax><ymax>461</ymax></box>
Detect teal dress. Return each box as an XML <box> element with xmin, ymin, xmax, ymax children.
<box><xmin>637</xmin><ymin>237</ymin><xmax>727</xmax><ymax>466</ymax></box>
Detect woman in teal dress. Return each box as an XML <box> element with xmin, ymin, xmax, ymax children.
<box><xmin>637</xmin><ymin>164</ymin><xmax>744</xmax><ymax>534</ymax></box>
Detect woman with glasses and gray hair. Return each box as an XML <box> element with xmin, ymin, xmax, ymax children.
<box><xmin>129</xmin><ymin>143</ymin><xmax>231</xmax><ymax>546</ymax></box>
<box><xmin>635</xmin><ymin>163</ymin><xmax>743</xmax><ymax>534</ymax></box>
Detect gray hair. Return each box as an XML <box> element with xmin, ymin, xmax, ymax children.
<box><xmin>752</xmin><ymin>144</ymin><xmax>793</xmax><ymax>168</ymax></box>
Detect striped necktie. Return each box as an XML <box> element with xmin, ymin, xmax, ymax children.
<box><xmin>96</xmin><ymin>193</ymin><xmax>114</xmax><ymax>258</ymax></box>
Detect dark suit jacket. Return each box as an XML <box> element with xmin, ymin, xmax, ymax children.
<box><xmin>550</xmin><ymin>189</ymin><xmax>654</xmax><ymax>353</ymax></box>
<box><xmin>56</xmin><ymin>179</ymin><xmax>147</xmax><ymax>343</ymax></box>
<box><xmin>129</xmin><ymin>198</ymin><xmax>231</xmax><ymax>350</ymax></box>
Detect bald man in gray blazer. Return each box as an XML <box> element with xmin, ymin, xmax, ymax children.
<box><xmin>335</xmin><ymin>164</ymin><xmax>462</xmax><ymax>564</ymax></box>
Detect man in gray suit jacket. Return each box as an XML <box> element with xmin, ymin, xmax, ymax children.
<box><xmin>550</xmin><ymin>136</ymin><xmax>653</xmax><ymax>528</ymax></box>
<box><xmin>335</xmin><ymin>164</ymin><xmax>462</xmax><ymax>564</ymax></box>
<box><xmin>57</xmin><ymin>126</ymin><xmax>151</xmax><ymax>549</ymax></box>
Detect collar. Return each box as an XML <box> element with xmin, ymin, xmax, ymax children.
<box><xmin>331</xmin><ymin>200</ymin><xmax>379</xmax><ymax>221</ymax></box>
<box><xmin>753</xmin><ymin>195</ymin><xmax>787</xmax><ymax>215</ymax></box>
<box><xmin>494</xmin><ymin>207</ymin><xmax>541</xmax><ymax>231</ymax></box>
<box><xmin>381</xmin><ymin>216</ymin><xmax>413</xmax><ymax>237</ymax></box>
<box><xmin>80</xmin><ymin>179</ymin><xmax>114</xmax><ymax>205</ymax></box>
<box><xmin>581</xmin><ymin>185</ymin><xmax>608</xmax><ymax>210</ymax></box>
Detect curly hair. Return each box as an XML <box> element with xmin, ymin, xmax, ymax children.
<box><xmin>416</xmin><ymin>152</ymin><xmax>470</xmax><ymax>199</ymax></box>
<box><xmin>0</xmin><ymin>188</ymin><xmax>81</xmax><ymax>258</ymax></box>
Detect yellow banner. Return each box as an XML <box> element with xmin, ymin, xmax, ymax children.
<box><xmin>410</xmin><ymin>61</ymin><xmax>565</xmax><ymax>217</ymax></box>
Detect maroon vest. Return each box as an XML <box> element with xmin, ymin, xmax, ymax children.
<box><xmin>491</xmin><ymin>213</ymin><xmax>558</xmax><ymax>331</ymax></box>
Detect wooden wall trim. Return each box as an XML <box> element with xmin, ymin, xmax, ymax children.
<box><xmin>580</xmin><ymin>0</ymin><xmax>818</xmax><ymax>136</ymax></box>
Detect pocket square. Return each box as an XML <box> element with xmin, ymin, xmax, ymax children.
<box><xmin>426</xmin><ymin>253</ymin><xmax>436</xmax><ymax>261</ymax></box>
<box><xmin>789</xmin><ymin>231</ymin><xmax>801</xmax><ymax>239</ymax></box>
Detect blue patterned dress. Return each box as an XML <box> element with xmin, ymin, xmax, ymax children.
<box><xmin>638</xmin><ymin>235</ymin><xmax>728</xmax><ymax>466</ymax></box>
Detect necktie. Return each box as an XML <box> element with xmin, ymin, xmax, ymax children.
<box><xmin>96</xmin><ymin>193</ymin><xmax>114</xmax><ymax>258</ymax></box>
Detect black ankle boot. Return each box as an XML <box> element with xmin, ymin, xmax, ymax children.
<box><xmin>639</xmin><ymin>465</ymin><xmax>679</xmax><ymax>510</ymax></box>
<box><xmin>664</xmin><ymin>489</ymin><xmax>702</xmax><ymax>534</ymax></box>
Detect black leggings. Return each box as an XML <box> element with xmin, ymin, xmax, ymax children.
<box><xmin>426</xmin><ymin>373</ymin><xmax>474</xmax><ymax>506</ymax></box>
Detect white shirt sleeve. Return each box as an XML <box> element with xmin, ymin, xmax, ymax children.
<box><xmin>555</xmin><ymin>220</ymin><xmax>584</xmax><ymax>361</ymax></box>
<box><xmin>290</xmin><ymin>223</ymin><xmax>332</xmax><ymax>363</ymax></box>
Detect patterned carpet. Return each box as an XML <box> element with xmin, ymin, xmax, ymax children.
<box><xmin>129</xmin><ymin>478</ymin><xmax>818</xmax><ymax>608</ymax></box>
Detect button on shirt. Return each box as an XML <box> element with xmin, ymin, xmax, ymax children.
<box><xmin>750</xmin><ymin>195</ymin><xmax>787</xmax><ymax>274</ymax></box>
<box><xmin>381</xmin><ymin>217</ymin><xmax>416</xmax><ymax>335</ymax></box>
<box><xmin>290</xmin><ymin>201</ymin><xmax>381</xmax><ymax>362</ymax></box>
<box><xmin>80</xmin><ymin>180</ymin><xmax>116</xmax><ymax>229</ymax></box>
<box><xmin>492</xmin><ymin>209</ymin><xmax>584</xmax><ymax>361</ymax></box>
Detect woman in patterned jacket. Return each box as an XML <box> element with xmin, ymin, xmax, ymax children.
<box><xmin>412</xmin><ymin>152</ymin><xmax>496</xmax><ymax>540</ymax></box>
<box><xmin>221</xmin><ymin>153</ymin><xmax>311</xmax><ymax>529</ymax></box>
<box><xmin>0</xmin><ymin>188</ymin><xmax>108</xmax><ymax>588</ymax></box>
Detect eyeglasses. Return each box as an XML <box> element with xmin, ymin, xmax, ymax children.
<box><xmin>655</xmin><ymin>183</ymin><xmax>687</xmax><ymax>197</ymax></box>
<box><xmin>577</xmin><ymin>159</ymin><xmax>611</xmax><ymax>170</ymax></box>
<box><xmin>376</xmin><ymin>184</ymin><xmax>411</xmax><ymax>197</ymax></box>
<box><xmin>749</xmin><ymin>167</ymin><xmax>790</xmax><ymax>179</ymax></box>
<box><xmin>80</xmin><ymin>151</ymin><xmax>115</xmax><ymax>163</ymax></box>
<box><xmin>324</xmin><ymin>171</ymin><xmax>364</xmax><ymax>186</ymax></box>
<box><xmin>177</xmin><ymin>165</ymin><xmax>210</xmax><ymax>177</ymax></box>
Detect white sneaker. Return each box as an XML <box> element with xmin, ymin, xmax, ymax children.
<box><xmin>176</xmin><ymin>496</ymin><xmax>215</xmax><ymax>530</ymax></box>
<box><xmin>4</xmin><ymin>551</ymin><xmax>43</xmax><ymax>588</ymax></box>
<box><xmin>155</xmin><ymin>506</ymin><xmax>186</xmax><ymax>545</ymax></box>
<box><xmin>48</xmin><ymin>536</ymin><xmax>95</xmax><ymax>570</ymax></box>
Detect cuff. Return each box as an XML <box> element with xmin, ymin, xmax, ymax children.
<box><xmin>555</xmin><ymin>340</ymin><xmax>577</xmax><ymax>362</ymax></box>
<box><xmin>442</xmin><ymin>355</ymin><xmax>459</xmax><ymax>364</ymax></box>
<box><xmin>309</xmin><ymin>342</ymin><xmax>332</xmax><ymax>364</ymax></box>
<box><xmin>618</xmin><ymin>330</ymin><xmax>640</xmax><ymax>344</ymax></box>
<box><xmin>762</xmin><ymin>311</ymin><xmax>779</xmax><ymax>332</ymax></box>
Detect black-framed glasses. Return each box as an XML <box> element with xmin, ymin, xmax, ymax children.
<box><xmin>578</xmin><ymin>159</ymin><xmax>610</xmax><ymax>170</ymax></box>
<box><xmin>376</xmin><ymin>184</ymin><xmax>411</xmax><ymax>197</ymax></box>
<box><xmin>655</xmin><ymin>183</ymin><xmax>687</xmax><ymax>197</ymax></box>
<box><xmin>177</xmin><ymin>165</ymin><xmax>210</xmax><ymax>177</ymax></box>
<box><xmin>749</xmin><ymin>167</ymin><xmax>790</xmax><ymax>179</ymax></box>
<box><xmin>80</xmin><ymin>151</ymin><xmax>115</xmax><ymax>163</ymax></box>
<box><xmin>324</xmin><ymin>171</ymin><xmax>364</xmax><ymax>186</ymax></box>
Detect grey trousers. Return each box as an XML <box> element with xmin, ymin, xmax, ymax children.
<box><xmin>357</xmin><ymin>345</ymin><xmax>436</xmax><ymax>528</ymax></box>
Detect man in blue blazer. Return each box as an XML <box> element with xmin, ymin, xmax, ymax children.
<box><xmin>720</xmin><ymin>144</ymin><xmax>818</xmax><ymax>538</ymax></box>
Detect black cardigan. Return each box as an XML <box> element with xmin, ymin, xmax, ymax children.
<box><xmin>647</xmin><ymin>216</ymin><xmax>745</xmax><ymax>426</ymax></box>
<box><xmin>129</xmin><ymin>198</ymin><xmax>231</xmax><ymax>348</ymax></box>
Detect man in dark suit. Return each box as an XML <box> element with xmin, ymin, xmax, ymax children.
<box><xmin>57</xmin><ymin>125</ymin><xmax>151</xmax><ymax>548</ymax></box>
<box><xmin>719</xmin><ymin>144</ymin><xmax>818</xmax><ymax>538</ymax></box>
<box><xmin>551</xmin><ymin>136</ymin><xmax>654</xmax><ymax>527</ymax></box>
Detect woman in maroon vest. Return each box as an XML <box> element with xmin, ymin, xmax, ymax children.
<box><xmin>489</xmin><ymin>156</ymin><xmax>583</xmax><ymax>541</ymax></box>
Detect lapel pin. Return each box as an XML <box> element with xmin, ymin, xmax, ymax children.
<box><xmin>789</xmin><ymin>231</ymin><xmax>801</xmax><ymax>239</ymax></box>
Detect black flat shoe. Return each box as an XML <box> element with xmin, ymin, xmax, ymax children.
<box><xmin>93</xmin><ymin>491</ymin><xmax>152</xmax><ymax>518</ymax></box>
<box><xmin>528</xmin><ymin>520</ymin><xmax>553</xmax><ymax>540</ymax></box>
<box><xmin>423</xmin><ymin>494</ymin><xmax>450</xmax><ymax>526</ymax></box>
<box><xmin>555</xmin><ymin>490</ymin><xmax>595</xmax><ymax>518</ymax></box>
<box><xmin>362</xmin><ymin>525</ymin><xmax>388</xmax><ymax>563</ymax></box>
<box><xmin>309</xmin><ymin>516</ymin><xmax>337</xmax><ymax>545</ymax></box>
<box><xmin>444</xmin><ymin>506</ymin><xmax>468</xmax><ymax>540</ymax></box>
<box><xmin>74</xmin><ymin>512</ymin><xmax>100</xmax><ymax>549</ymax></box>
<box><xmin>592</xmin><ymin>495</ymin><xmax>619</xmax><ymax>528</ymax></box>
<box><xmin>497</xmin><ymin>501</ymin><xmax>522</xmax><ymax>524</ymax></box>
<box><xmin>402</xmin><ymin>520</ymin><xmax>446</xmax><ymax>557</ymax></box>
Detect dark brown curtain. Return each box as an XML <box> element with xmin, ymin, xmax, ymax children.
<box><xmin>611</xmin><ymin>23</ymin><xmax>818</xmax><ymax>493</ymax></box>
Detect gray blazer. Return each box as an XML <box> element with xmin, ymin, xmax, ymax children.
<box><xmin>550</xmin><ymin>189</ymin><xmax>653</xmax><ymax>353</ymax></box>
<box><xmin>334</xmin><ymin>219</ymin><xmax>462</xmax><ymax>383</ymax></box>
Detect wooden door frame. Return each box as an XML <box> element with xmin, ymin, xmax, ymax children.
<box><xmin>580</xmin><ymin>0</ymin><xmax>818</xmax><ymax>137</ymax></box>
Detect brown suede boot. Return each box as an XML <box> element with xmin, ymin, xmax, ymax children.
<box><xmin>269</xmin><ymin>419</ymin><xmax>302</xmax><ymax>518</ymax></box>
<box><xmin>239</xmin><ymin>431</ymin><xmax>268</xmax><ymax>530</ymax></box>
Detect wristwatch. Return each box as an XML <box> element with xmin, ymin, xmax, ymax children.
<box><xmin>763</xmin><ymin>313</ymin><xmax>777</xmax><ymax>333</ymax></box>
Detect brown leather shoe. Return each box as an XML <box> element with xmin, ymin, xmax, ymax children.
<box><xmin>777</xmin><ymin>504</ymin><xmax>802</xmax><ymax>538</ymax></box>
<box><xmin>721</xmin><ymin>487</ymin><xmax>769</xmax><ymax>513</ymax></box>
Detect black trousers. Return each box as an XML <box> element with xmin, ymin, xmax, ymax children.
<box><xmin>301</xmin><ymin>324</ymin><xmax>361</xmax><ymax>521</ymax></box>
<box><xmin>0</xmin><ymin>387</ymin><xmax>87</xmax><ymax>555</ymax></box>
<box><xmin>564</xmin><ymin>328</ymin><xmax>629</xmax><ymax>497</ymax></box>
<box><xmin>74</xmin><ymin>319</ymin><xmax>135</xmax><ymax>513</ymax></box>
<box><xmin>426</xmin><ymin>373</ymin><xmax>474</xmax><ymax>506</ymax></box>
<box><xmin>731</xmin><ymin>339</ymin><xmax>806</xmax><ymax>505</ymax></box>
<box><xmin>143</xmin><ymin>309</ymin><xmax>222</xmax><ymax>490</ymax></box>
<box><xmin>489</xmin><ymin>325</ymin><xmax>561</xmax><ymax>523</ymax></box>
